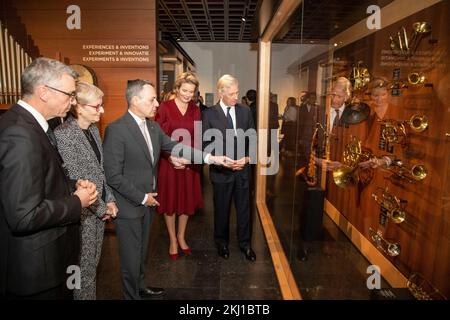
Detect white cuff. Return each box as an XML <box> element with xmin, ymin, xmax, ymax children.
<box><xmin>142</xmin><ymin>194</ymin><xmax>148</xmax><ymax>206</ymax></box>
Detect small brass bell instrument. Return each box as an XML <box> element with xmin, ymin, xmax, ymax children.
<box><xmin>371</xmin><ymin>187</ymin><xmax>406</xmax><ymax>224</ymax></box>
<box><xmin>407</xmin><ymin>72</ymin><xmax>426</xmax><ymax>85</ymax></box>
<box><xmin>384</xmin><ymin>156</ymin><xmax>427</xmax><ymax>183</ymax></box>
<box><xmin>369</xmin><ymin>228</ymin><xmax>401</xmax><ymax>257</ymax></box>
<box><xmin>407</xmin><ymin>272</ymin><xmax>448</xmax><ymax>300</ymax></box>
<box><xmin>379</xmin><ymin>114</ymin><xmax>428</xmax><ymax>145</ymax></box>
<box><xmin>333</xmin><ymin>136</ymin><xmax>373</xmax><ymax>188</ymax></box>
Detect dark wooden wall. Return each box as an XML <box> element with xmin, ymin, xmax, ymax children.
<box><xmin>2</xmin><ymin>0</ymin><xmax>157</xmax><ymax>134</ymax></box>
<box><xmin>325</xmin><ymin>1</ymin><xmax>450</xmax><ymax>298</ymax></box>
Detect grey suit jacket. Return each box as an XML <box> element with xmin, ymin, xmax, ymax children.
<box><xmin>103</xmin><ymin>112</ymin><xmax>202</xmax><ymax>219</ymax></box>
<box><xmin>54</xmin><ymin>116</ymin><xmax>115</xmax><ymax>220</ymax></box>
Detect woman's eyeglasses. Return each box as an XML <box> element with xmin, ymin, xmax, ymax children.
<box><xmin>83</xmin><ymin>104</ymin><xmax>104</xmax><ymax>112</ymax></box>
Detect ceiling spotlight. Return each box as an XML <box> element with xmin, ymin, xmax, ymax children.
<box><xmin>333</xmin><ymin>43</ymin><xmax>338</xmax><ymax>47</ymax></box>
<box><xmin>177</xmin><ymin>37</ymin><xmax>181</xmax><ymax>41</ymax></box>
<box><xmin>241</xmin><ymin>17</ymin><xmax>246</xmax><ymax>22</ymax></box>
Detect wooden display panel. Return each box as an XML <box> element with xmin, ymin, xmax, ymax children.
<box><xmin>324</xmin><ymin>1</ymin><xmax>449</xmax><ymax>298</ymax></box>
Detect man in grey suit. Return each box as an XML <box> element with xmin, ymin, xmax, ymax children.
<box><xmin>103</xmin><ymin>79</ymin><xmax>229</xmax><ymax>300</ymax></box>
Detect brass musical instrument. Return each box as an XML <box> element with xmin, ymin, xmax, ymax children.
<box><xmin>389</xmin><ymin>22</ymin><xmax>432</xmax><ymax>56</ymax></box>
<box><xmin>379</xmin><ymin>114</ymin><xmax>428</xmax><ymax>145</ymax></box>
<box><xmin>369</xmin><ymin>228</ymin><xmax>401</xmax><ymax>257</ymax></box>
<box><xmin>384</xmin><ymin>156</ymin><xmax>427</xmax><ymax>183</ymax></box>
<box><xmin>407</xmin><ymin>72</ymin><xmax>426</xmax><ymax>85</ymax></box>
<box><xmin>350</xmin><ymin>61</ymin><xmax>370</xmax><ymax>91</ymax></box>
<box><xmin>296</xmin><ymin>123</ymin><xmax>326</xmax><ymax>186</ymax></box>
<box><xmin>333</xmin><ymin>136</ymin><xmax>373</xmax><ymax>188</ymax></box>
<box><xmin>371</xmin><ymin>187</ymin><xmax>406</xmax><ymax>224</ymax></box>
<box><xmin>407</xmin><ymin>273</ymin><xmax>448</xmax><ymax>300</ymax></box>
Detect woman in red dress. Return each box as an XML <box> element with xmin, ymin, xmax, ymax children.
<box><xmin>156</xmin><ymin>72</ymin><xmax>204</xmax><ymax>260</ymax></box>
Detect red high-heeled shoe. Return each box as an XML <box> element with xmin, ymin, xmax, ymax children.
<box><xmin>169</xmin><ymin>252</ymin><xmax>178</xmax><ymax>261</ymax></box>
<box><xmin>180</xmin><ymin>247</ymin><xmax>191</xmax><ymax>256</ymax></box>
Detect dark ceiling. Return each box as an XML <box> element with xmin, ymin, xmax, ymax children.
<box><xmin>158</xmin><ymin>0</ymin><xmax>261</xmax><ymax>42</ymax></box>
<box><xmin>277</xmin><ymin>0</ymin><xmax>395</xmax><ymax>43</ymax></box>
<box><xmin>158</xmin><ymin>0</ymin><xmax>395</xmax><ymax>43</ymax></box>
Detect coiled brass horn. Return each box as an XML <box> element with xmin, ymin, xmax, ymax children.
<box><xmin>332</xmin><ymin>136</ymin><xmax>374</xmax><ymax>188</ymax></box>
<box><xmin>369</xmin><ymin>228</ymin><xmax>401</xmax><ymax>257</ymax></box>
<box><xmin>371</xmin><ymin>187</ymin><xmax>406</xmax><ymax>224</ymax></box>
<box><xmin>379</xmin><ymin>114</ymin><xmax>428</xmax><ymax>145</ymax></box>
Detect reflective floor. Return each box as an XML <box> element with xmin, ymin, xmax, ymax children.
<box><xmin>96</xmin><ymin>169</ymin><xmax>281</xmax><ymax>300</ymax></box>
<box><xmin>97</xmin><ymin>162</ymin><xmax>392</xmax><ymax>300</ymax></box>
<box><xmin>267</xmin><ymin>152</ymin><xmax>392</xmax><ymax>299</ymax></box>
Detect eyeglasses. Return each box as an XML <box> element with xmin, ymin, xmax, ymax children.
<box><xmin>45</xmin><ymin>85</ymin><xmax>77</xmax><ymax>101</ymax></box>
<box><xmin>83</xmin><ymin>104</ymin><xmax>104</xmax><ymax>112</ymax></box>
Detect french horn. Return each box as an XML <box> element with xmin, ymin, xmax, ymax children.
<box><xmin>379</xmin><ymin>114</ymin><xmax>428</xmax><ymax>145</ymax></box>
<box><xmin>371</xmin><ymin>187</ymin><xmax>406</xmax><ymax>224</ymax></box>
<box><xmin>332</xmin><ymin>136</ymin><xmax>374</xmax><ymax>188</ymax></box>
<box><xmin>369</xmin><ymin>228</ymin><xmax>401</xmax><ymax>257</ymax></box>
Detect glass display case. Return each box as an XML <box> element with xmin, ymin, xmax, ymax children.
<box><xmin>265</xmin><ymin>0</ymin><xmax>449</xmax><ymax>300</ymax></box>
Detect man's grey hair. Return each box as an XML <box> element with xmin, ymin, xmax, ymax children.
<box><xmin>21</xmin><ymin>57</ymin><xmax>78</xmax><ymax>97</ymax></box>
<box><xmin>217</xmin><ymin>74</ymin><xmax>238</xmax><ymax>94</ymax></box>
<box><xmin>125</xmin><ymin>79</ymin><xmax>153</xmax><ymax>107</ymax></box>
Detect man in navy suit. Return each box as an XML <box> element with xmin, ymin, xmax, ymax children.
<box><xmin>0</xmin><ymin>57</ymin><xmax>97</xmax><ymax>299</ymax></box>
<box><xmin>202</xmin><ymin>74</ymin><xmax>257</xmax><ymax>261</ymax></box>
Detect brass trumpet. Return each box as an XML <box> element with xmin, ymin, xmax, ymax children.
<box><xmin>333</xmin><ymin>136</ymin><xmax>374</xmax><ymax>188</ymax></box>
<box><xmin>369</xmin><ymin>228</ymin><xmax>401</xmax><ymax>257</ymax></box>
<box><xmin>380</xmin><ymin>114</ymin><xmax>428</xmax><ymax>145</ymax></box>
<box><xmin>407</xmin><ymin>272</ymin><xmax>448</xmax><ymax>300</ymax></box>
<box><xmin>371</xmin><ymin>187</ymin><xmax>406</xmax><ymax>224</ymax></box>
<box><xmin>385</xmin><ymin>156</ymin><xmax>427</xmax><ymax>182</ymax></box>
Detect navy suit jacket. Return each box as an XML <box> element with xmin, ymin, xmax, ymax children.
<box><xmin>202</xmin><ymin>103</ymin><xmax>256</xmax><ymax>183</ymax></box>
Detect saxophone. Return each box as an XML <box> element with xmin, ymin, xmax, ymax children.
<box><xmin>295</xmin><ymin>123</ymin><xmax>322</xmax><ymax>186</ymax></box>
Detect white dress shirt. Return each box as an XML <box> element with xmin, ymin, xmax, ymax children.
<box><xmin>128</xmin><ymin>110</ymin><xmax>156</xmax><ymax>206</ymax></box>
<box><xmin>329</xmin><ymin>104</ymin><xmax>346</xmax><ymax>133</ymax></box>
<box><xmin>17</xmin><ymin>100</ymin><xmax>49</xmax><ymax>133</ymax></box>
<box><xmin>219</xmin><ymin>99</ymin><xmax>237</xmax><ymax>135</ymax></box>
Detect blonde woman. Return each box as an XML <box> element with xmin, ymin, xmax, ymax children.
<box><xmin>55</xmin><ymin>81</ymin><xmax>118</xmax><ymax>299</ymax></box>
<box><xmin>156</xmin><ymin>72</ymin><xmax>203</xmax><ymax>260</ymax></box>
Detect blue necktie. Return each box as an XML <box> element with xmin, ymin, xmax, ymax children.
<box><xmin>226</xmin><ymin>107</ymin><xmax>234</xmax><ymax>130</ymax></box>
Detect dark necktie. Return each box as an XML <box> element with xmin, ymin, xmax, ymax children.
<box><xmin>226</xmin><ymin>107</ymin><xmax>234</xmax><ymax>130</ymax></box>
<box><xmin>333</xmin><ymin>109</ymin><xmax>340</xmax><ymax>128</ymax></box>
<box><xmin>46</xmin><ymin>127</ymin><xmax>58</xmax><ymax>150</ymax></box>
